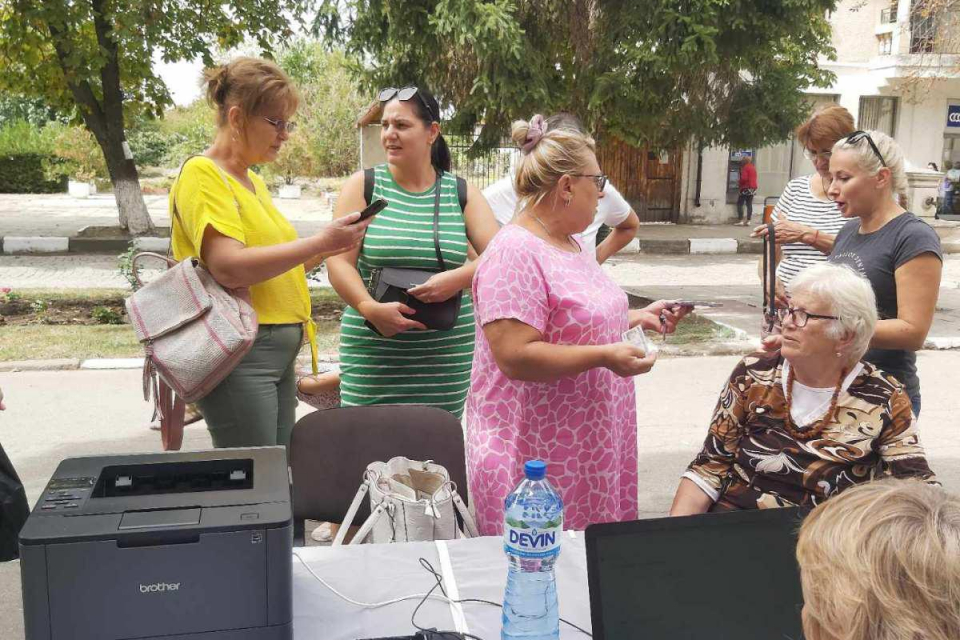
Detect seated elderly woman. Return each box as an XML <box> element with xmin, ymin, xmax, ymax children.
<box><xmin>796</xmin><ymin>479</ymin><xmax>960</xmax><ymax>640</ymax></box>
<box><xmin>670</xmin><ymin>262</ymin><xmax>937</xmax><ymax>515</ymax></box>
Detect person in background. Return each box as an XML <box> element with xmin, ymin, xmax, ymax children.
<box><xmin>942</xmin><ymin>161</ymin><xmax>955</xmax><ymax>216</ymax></box>
<box><xmin>0</xmin><ymin>385</ymin><xmax>31</xmax><ymax>562</ymax></box>
<box><xmin>483</xmin><ymin>113</ymin><xmax>640</xmax><ymax>263</ymax></box>
<box><xmin>170</xmin><ymin>57</ymin><xmax>370</xmax><ymax>448</ymax></box>
<box><xmin>827</xmin><ymin>130</ymin><xmax>942</xmax><ymax>416</ymax></box>
<box><xmin>326</xmin><ymin>85</ymin><xmax>499</xmax><ymax>418</ymax></box>
<box><xmin>752</xmin><ymin>105</ymin><xmax>855</xmax><ymax>298</ymax></box>
<box><xmin>670</xmin><ymin>263</ymin><xmax>936</xmax><ymax>515</ymax></box>
<box><xmin>796</xmin><ymin>479</ymin><xmax>960</xmax><ymax>640</ymax></box>
<box><xmin>736</xmin><ymin>154</ymin><xmax>758</xmax><ymax>226</ymax></box>
<box><xmin>469</xmin><ymin>114</ymin><xmax>689</xmax><ymax>535</ymax></box>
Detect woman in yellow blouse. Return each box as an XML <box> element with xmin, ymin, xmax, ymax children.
<box><xmin>170</xmin><ymin>57</ymin><xmax>370</xmax><ymax>448</ymax></box>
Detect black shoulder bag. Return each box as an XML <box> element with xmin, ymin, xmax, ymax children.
<box><xmin>363</xmin><ymin>170</ymin><xmax>464</xmax><ymax>335</ymax></box>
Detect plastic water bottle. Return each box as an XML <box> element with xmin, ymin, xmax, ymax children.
<box><xmin>502</xmin><ymin>460</ymin><xmax>563</xmax><ymax>640</ymax></box>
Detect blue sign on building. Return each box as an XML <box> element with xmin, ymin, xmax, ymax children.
<box><xmin>948</xmin><ymin>105</ymin><xmax>960</xmax><ymax>128</ymax></box>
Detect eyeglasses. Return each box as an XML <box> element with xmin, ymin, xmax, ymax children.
<box><xmin>776</xmin><ymin>306</ymin><xmax>839</xmax><ymax>328</ymax></box>
<box><xmin>570</xmin><ymin>173</ymin><xmax>608</xmax><ymax>192</ymax></box>
<box><xmin>845</xmin><ymin>130</ymin><xmax>886</xmax><ymax>167</ymax></box>
<box><xmin>262</xmin><ymin>116</ymin><xmax>297</xmax><ymax>134</ymax></box>
<box><xmin>378</xmin><ymin>86</ymin><xmax>437</xmax><ymax>122</ymax></box>
<box><xmin>803</xmin><ymin>148</ymin><xmax>832</xmax><ymax>162</ymax></box>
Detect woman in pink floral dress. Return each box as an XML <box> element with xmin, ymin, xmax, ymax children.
<box><xmin>467</xmin><ymin>115</ymin><xmax>688</xmax><ymax>534</ymax></box>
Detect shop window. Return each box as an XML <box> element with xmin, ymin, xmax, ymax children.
<box><xmin>858</xmin><ymin>96</ymin><xmax>899</xmax><ymax>137</ymax></box>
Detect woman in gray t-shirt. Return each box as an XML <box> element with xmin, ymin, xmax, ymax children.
<box><xmin>826</xmin><ymin>130</ymin><xmax>942</xmax><ymax>416</ymax></box>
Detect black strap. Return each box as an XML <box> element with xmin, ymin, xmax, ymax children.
<box><xmin>363</xmin><ymin>167</ymin><xmax>375</xmax><ymax>207</ymax></box>
<box><xmin>364</xmin><ymin>166</ymin><xmax>448</xmax><ymax>273</ymax></box>
<box><xmin>432</xmin><ymin>172</ymin><xmax>445</xmax><ymax>272</ymax></box>
<box><xmin>763</xmin><ymin>222</ymin><xmax>776</xmax><ymax>316</ymax></box>
<box><xmin>456</xmin><ymin>176</ymin><xmax>468</xmax><ymax>212</ymax></box>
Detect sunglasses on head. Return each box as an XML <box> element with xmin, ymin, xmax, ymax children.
<box><xmin>378</xmin><ymin>86</ymin><xmax>437</xmax><ymax>122</ymax></box>
<box><xmin>845</xmin><ymin>130</ymin><xmax>886</xmax><ymax>167</ymax></box>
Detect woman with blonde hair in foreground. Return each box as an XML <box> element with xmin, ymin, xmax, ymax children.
<box><xmin>797</xmin><ymin>479</ymin><xmax>960</xmax><ymax>640</ymax></box>
<box><xmin>468</xmin><ymin>114</ymin><xmax>689</xmax><ymax>534</ymax></box>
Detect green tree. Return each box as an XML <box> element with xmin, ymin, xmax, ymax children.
<box><xmin>0</xmin><ymin>0</ymin><xmax>310</xmax><ymax>235</ymax></box>
<box><xmin>0</xmin><ymin>95</ymin><xmax>62</xmax><ymax>127</ymax></box>
<box><xmin>265</xmin><ymin>42</ymin><xmax>366</xmax><ymax>182</ymax></box>
<box><xmin>314</xmin><ymin>0</ymin><xmax>837</xmax><ymax>151</ymax></box>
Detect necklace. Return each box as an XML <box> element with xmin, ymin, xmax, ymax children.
<box><xmin>529</xmin><ymin>212</ymin><xmax>577</xmax><ymax>250</ymax></box>
<box><xmin>782</xmin><ymin>365</ymin><xmax>847</xmax><ymax>441</ymax></box>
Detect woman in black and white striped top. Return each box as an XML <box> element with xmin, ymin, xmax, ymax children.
<box><xmin>754</xmin><ymin>104</ymin><xmax>856</xmax><ymax>293</ymax></box>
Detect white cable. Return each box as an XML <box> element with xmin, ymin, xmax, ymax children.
<box><xmin>293</xmin><ymin>550</ymin><xmax>451</xmax><ymax>609</ymax></box>
<box><xmin>435</xmin><ymin>540</ymin><xmax>469</xmax><ymax>635</ymax></box>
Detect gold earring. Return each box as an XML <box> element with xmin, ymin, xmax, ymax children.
<box><xmin>564</xmin><ymin>197</ymin><xmax>571</xmax><ymax>208</ymax></box>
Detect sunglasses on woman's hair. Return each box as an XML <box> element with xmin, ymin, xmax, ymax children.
<box><xmin>845</xmin><ymin>130</ymin><xmax>886</xmax><ymax>167</ymax></box>
<box><xmin>378</xmin><ymin>86</ymin><xmax>437</xmax><ymax>121</ymax></box>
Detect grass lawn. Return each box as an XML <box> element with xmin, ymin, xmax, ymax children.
<box><xmin>662</xmin><ymin>313</ymin><xmax>737</xmax><ymax>343</ymax></box>
<box><xmin>0</xmin><ymin>325</ymin><xmax>143</xmax><ymax>361</ymax></box>
<box><xmin>0</xmin><ymin>287</ymin><xmax>731</xmax><ymax>361</ymax></box>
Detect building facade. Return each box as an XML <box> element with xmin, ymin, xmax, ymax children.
<box><xmin>680</xmin><ymin>0</ymin><xmax>960</xmax><ymax>223</ymax></box>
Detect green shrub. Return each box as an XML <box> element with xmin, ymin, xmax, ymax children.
<box><xmin>160</xmin><ymin>101</ymin><xmax>217</xmax><ymax>166</ymax></box>
<box><xmin>0</xmin><ymin>153</ymin><xmax>66</xmax><ymax>193</ymax></box>
<box><xmin>127</xmin><ymin>128</ymin><xmax>173</xmax><ymax>167</ymax></box>
<box><xmin>0</xmin><ymin>119</ymin><xmax>58</xmax><ymax>155</ymax></box>
<box><xmin>50</xmin><ymin>124</ymin><xmax>108</xmax><ymax>182</ymax></box>
<box><xmin>91</xmin><ymin>306</ymin><xmax>124</xmax><ymax>325</ymax></box>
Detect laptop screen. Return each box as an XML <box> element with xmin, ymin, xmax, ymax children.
<box><xmin>586</xmin><ymin>508</ymin><xmax>807</xmax><ymax>640</ymax></box>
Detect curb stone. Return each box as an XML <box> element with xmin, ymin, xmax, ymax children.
<box><xmin>7</xmin><ymin>336</ymin><xmax>960</xmax><ymax>373</ymax></box>
<box><xmin>0</xmin><ymin>358</ymin><xmax>81</xmax><ymax>372</ymax></box>
<box><xmin>2</xmin><ymin>237</ymin><xmax>69</xmax><ymax>254</ymax></box>
<box><xmin>6</xmin><ymin>234</ymin><xmax>960</xmax><ymax>256</ymax></box>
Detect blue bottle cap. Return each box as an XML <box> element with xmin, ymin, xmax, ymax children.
<box><xmin>524</xmin><ymin>460</ymin><xmax>546</xmax><ymax>480</ymax></box>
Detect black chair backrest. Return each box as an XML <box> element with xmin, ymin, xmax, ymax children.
<box><xmin>289</xmin><ymin>404</ymin><xmax>468</xmax><ymax>541</ymax></box>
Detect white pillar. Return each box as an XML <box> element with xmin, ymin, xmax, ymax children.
<box><xmin>906</xmin><ymin>169</ymin><xmax>941</xmax><ymax>218</ymax></box>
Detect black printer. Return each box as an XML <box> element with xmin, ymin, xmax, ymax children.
<box><xmin>19</xmin><ymin>447</ymin><xmax>293</xmax><ymax>640</ymax></box>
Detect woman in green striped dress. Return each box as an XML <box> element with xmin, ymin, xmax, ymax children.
<box><xmin>327</xmin><ymin>86</ymin><xmax>499</xmax><ymax>417</ymax></box>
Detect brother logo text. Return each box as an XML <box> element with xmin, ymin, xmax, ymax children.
<box><xmin>139</xmin><ymin>582</ymin><xmax>181</xmax><ymax>593</ymax></box>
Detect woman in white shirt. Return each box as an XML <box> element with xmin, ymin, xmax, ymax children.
<box><xmin>483</xmin><ymin>113</ymin><xmax>640</xmax><ymax>263</ymax></box>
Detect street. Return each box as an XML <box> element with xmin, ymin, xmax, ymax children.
<box><xmin>1</xmin><ymin>352</ymin><xmax>957</xmax><ymax>514</ymax></box>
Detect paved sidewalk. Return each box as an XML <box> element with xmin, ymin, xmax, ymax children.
<box><xmin>5</xmin><ymin>192</ymin><xmax>960</xmax><ymax>255</ymax></box>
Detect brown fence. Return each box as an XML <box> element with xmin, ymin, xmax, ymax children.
<box><xmin>446</xmin><ymin>131</ymin><xmax>682</xmax><ymax>222</ymax></box>
<box><xmin>596</xmin><ymin>137</ymin><xmax>682</xmax><ymax>223</ymax></box>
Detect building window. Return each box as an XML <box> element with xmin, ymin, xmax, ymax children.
<box><xmin>880</xmin><ymin>1</ymin><xmax>898</xmax><ymax>24</ymax></box>
<box><xmin>878</xmin><ymin>33</ymin><xmax>894</xmax><ymax>55</ymax></box>
<box><xmin>911</xmin><ymin>0</ymin><xmax>937</xmax><ymax>53</ymax></box>
<box><xmin>858</xmin><ymin>96</ymin><xmax>899</xmax><ymax>137</ymax></box>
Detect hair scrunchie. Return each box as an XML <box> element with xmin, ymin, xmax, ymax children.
<box><xmin>521</xmin><ymin>114</ymin><xmax>547</xmax><ymax>154</ymax></box>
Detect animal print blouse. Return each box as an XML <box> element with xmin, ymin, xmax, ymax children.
<box><xmin>685</xmin><ymin>352</ymin><xmax>937</xmax><ymax>511</ymax></box>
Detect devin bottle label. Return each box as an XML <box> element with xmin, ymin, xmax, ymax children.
<box><xmin>504</xmin><ymin>515</ymin><xmax>562</xmax><ymax>559</ymax></box>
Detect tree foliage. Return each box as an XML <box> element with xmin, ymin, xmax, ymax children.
<box><xmin>0</xmin><ymin>0</ymin><xmax>311</xmax><ymax>233</ymax></box>
<box><xmin>261</xmin><ymin>42</ymin><xmax>367</xmax><ymax>184</ymax></box>
<box><xmin>314</xmin><ymin>0</ymin><xmax>838</xmax><ymax>150</ymax></box>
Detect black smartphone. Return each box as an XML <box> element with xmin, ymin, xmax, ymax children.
<box><xmin>353</xmin><ymin>198</ymin><xmax>388</xmax><ymax>224</ymax></box>
<box><xmin>673</xmin><ymin>300</ymin><xmax>723</xmax><ymax>309</ymax></box>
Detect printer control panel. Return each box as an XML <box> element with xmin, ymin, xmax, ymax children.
<box><xmin>39</xmin><ymin>476</ymin><xmax>95</xmax><ymax>512</ymax></box>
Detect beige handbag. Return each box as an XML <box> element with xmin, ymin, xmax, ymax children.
<box><xmin>125</xmin><ymin>158</ymin><xmax>258</xmax><ymax>450</ymax></box>
<box><xmin>335</xmin><ymin>457</ymin><xmax>479</xmax><ymax>545</ymax></box>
